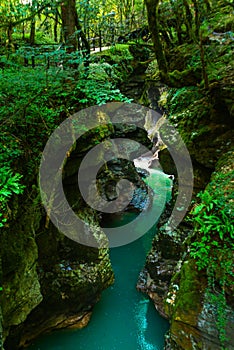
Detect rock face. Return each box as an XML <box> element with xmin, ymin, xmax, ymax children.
<box><xmin>0</xmin><ymin>189</ymin><xmax>114</xmax><ymax>350</ymax></box>
<box><xmin>138</xmin><ymin>153</ymin><xmax>234</xmax><ymax>350</ymax></box>
<box><xmin>0</xmin><ymin>103</ymin><xmax>152</xmax><ymax>349</ymax></box>
<box><xmin>0</xmin><ymin>192</ymin><xmax>43</xmax><ymax>347</ymax></box>
<box><xmin>164</xmin><ymin>258</ymin><xmax>234</xmax><ymax>350</ymax></box>
<box><xmin>138</xmin><ymin>78</ymin><xmax>234</xmax><ymax>349</ymax></box>
<box><xmin>1</xmin><ymin>110</ymin><xmax>125</xmax><ymax>349</ymax></box>
<box><xmin>137</xmin><ymin>204</ymin><xmax>192</xmax><ymax>318</ymax></box>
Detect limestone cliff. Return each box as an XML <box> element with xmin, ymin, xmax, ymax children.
<box><xmin>0</xmin><ymin>103</ymin><xmax>152</xmax><ymax>349</ymax></box>
<box><xmin>138</xmin><ymin>66</ymin><xmax>234</xmax><ymax>349</ymax></box>
<box><xmin>0</xmin><ymin>174</ymin><xmax>114</xmax><ymax>350</ymax></box>
<box><xmin>163</xmin><ymin>150</ymin><xmax>233</xmax><ymax>350</ymax></box>
<box><xmin>0</xmin><ymin>120</ymin><xmax>115</xmax><ymax>349</ymax></box>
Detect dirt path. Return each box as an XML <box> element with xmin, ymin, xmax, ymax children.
<box><xmin>91</xmin><ymin>46</ymin><xmax>111</xmax><ymax>54</ymax></box>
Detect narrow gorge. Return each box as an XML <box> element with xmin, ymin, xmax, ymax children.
<box><xmin>0</xmin><ymin>1</ymin><xmax>233</xmax><ymax>349</ymax></box>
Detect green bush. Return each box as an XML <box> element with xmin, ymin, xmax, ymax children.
<box><xmin>0</xmin><ymin>50</ymin><xmax>132</xmax><ymax>228</ymax></box>
<box><xmin>166</xmin><ymin>86</ymin><xmax>203</xmax><ymax>115</ymax></box>
<box><xmin>0</xmin><ymin>166</ymin><xmax>25</xmax><ymax>227</ymax></box>
<box><xmin>190</xmin><ymin>186</ymin><xmax>233</xmax><ymax>348</ymax></box>
<box><xmin>190</xmin><ymin>190</ymin><xmax>234</xmax><ymax>284</ymax></box>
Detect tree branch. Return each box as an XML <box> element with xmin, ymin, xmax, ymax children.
<box><xmin>0</xmin><ymin>5</ymin><xmax>48</xmax><ymax>29</ymax></box>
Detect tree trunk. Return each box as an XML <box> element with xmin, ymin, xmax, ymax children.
<box><xmin>22</xmin><ymin>22</ymin><xmax>25</xmax><ymax>40</ymax></box>
<box><xmin>6</xmin><ymin>23</ymin><xmax>14</xmax><ymax>54</ymax></box>
<box><xmin>204</xmin><ymin>0</ymin><xmax>211</xmax><ymax>12</ymax></box>
<box><xmin>183</xmin><ymin>0</ymin><xmax>193</xmax><ymax>41</ymax></box>
<box><xmin>130</xmin><ymin>0</ymin><xmax>135</xmax><ymax>29</ymax></box>
<box><xmin>59</xmin><ymin>27</ymin><xmax>63</xmax><ymax>43</ymax></box>
<box><xmin>30</xmin><ymin>18</ymin><xmax>36</xmax><ymax>68</ymax></box>
<box><xmin>199</xmin><ymin>32</ymin><xmax>209</xmax><ymax>89</ymax></box>
<box><xmin>161</xmin><ymin>28</ymin><xmax>172</xmax><ymax>47</ymax></box>
<box><xmin>30</xmin><ymin>18</ymin><xmax>36</xmax><ymax>45</ymax></box>
<box><xmin>170</xmin><ymin>0</ymin><xmax>183</xmax><ymax>44</ymax></box>
<box><xmin>54</xmin><ymin>11</ymin><xmax>59</xmax><ymax>43</ymax></box>
<box><xmin>123</xmin><ymin>0</ymin><xmax>131</xmax><ymax>30</ymax></box>
<box><xmin>61</xmin><ymin>0</ymin><xmax>90</xmax><ymax>58</ymax></box>
<box><xmin>145</xmin><ymin>0</ymin><xmax>168</xmax><ymax>81</ymax></box>
<box><xmin>74</xmin><ymin>8</ymin><xmax>90</xmax><ymax>57</ymax></box>
<box><xmin>192</xmin><ymin>0</ymin><xmax>200</xmax><ymax>38</ymax></box>
<box><xmin>0</xmin><ymin>256</ymin><xmax>3</xmax><ymax>350</ymax></box>
<box><xmin>61</xmin><ymin>0</ymin><xmax>77</xmax><ymax>52</ymax></box>
<box><xmin>0</xmin><ymin>306</ymin><xmax>3</xmax><ymax>350</ymax></box>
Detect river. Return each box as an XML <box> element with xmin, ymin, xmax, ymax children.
<box><xmin>27</xmin><ymin>161</ymin><xmax>171</xmax><ymax>350</ymax></box>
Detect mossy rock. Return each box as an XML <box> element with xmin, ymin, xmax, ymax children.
<box><xmin>0</xmin><ymin>192</ymin><xmax>43</xmax><ymax>341</ymax></box>
<box><xmin>173</xmin><ymin>260</ymin><xmax>207</xmax><ymax>314</ymax></box>
<box><xmin>165</xmin><ymin>260</ymin><xmax>207</xmax><ymax>349</ymax></box>
<box><xmin>168</xmin><ymin>68</ymin><xmax>202</xmax><ymax>87</ymax></box>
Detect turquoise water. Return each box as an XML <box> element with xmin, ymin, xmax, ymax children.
<box><xmin>27</xmin><ymin>170</ymin><xmax>170</xmax><ymax>350</ymax></box>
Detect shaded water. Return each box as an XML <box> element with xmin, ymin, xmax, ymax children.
<box><xmin>27</xmin><ymin>169</ymin><xmax>171</xmax><ymax>350</ymax></box>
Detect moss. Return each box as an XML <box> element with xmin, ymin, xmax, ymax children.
<box><xmin>174</xmin><ymin>260</ymin><xmax>207</xmax><ymax>314</ymax></box>
<box><xmin>168</xmin><ymin>67</ymin><xmax>202</xmax><ymax>87</ymax></box>
<box><xmin>92</xmin><ymin>45</ymin><xmax>134</xmax><ymax>82</ymax></box>
<box><xmin>211</xmin><ymin>150</ymin><xmax>234</xmax><ymax>194</ymax></box>
<box><xmin>0</xmin><ymin>191</ymin><xmax>43</xmax><ymax>340</ymax></box>
<box><xmin>0</xmin><ymin>123</ymin><xmax>117</xmax><ymax>346</ymax></box>
<box><xmin>149</xmin><ymin>2</ymin><xmax>234</xmax><ymax>348</ymax></box>
<box><xmin>164</xmin><ymin>260</ymin><xmax>208</xmax><ymax>349</ymax></box>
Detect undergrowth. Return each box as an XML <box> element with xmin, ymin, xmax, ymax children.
<box><xmin>189</xmin><ymin>153</ymin><xmax>234</xmax><ymax>348</ymax></box>
<box><xmin>0</xmin><ymin>47</ymin><xmax>132</xmax><ymax>227</ymax></box>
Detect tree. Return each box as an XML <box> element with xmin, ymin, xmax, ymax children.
<box><xmin>61</xmin><ymin>0</ymin><xmax>90</xmax><ymax>56</ymax></box>
<box><xmin>61</xmin><ymin>0</ymin><xmax>77</xmax><ymax>51</ymax></box>
<box><xmin>0</xmin><ymin>0</ymin><xmax>53</xmax><ymax>52</ymax></box>
<box><xmin>145</xmin><ymin>0</ymin><xmax>168</xmax><ymax>81</ymax></box>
